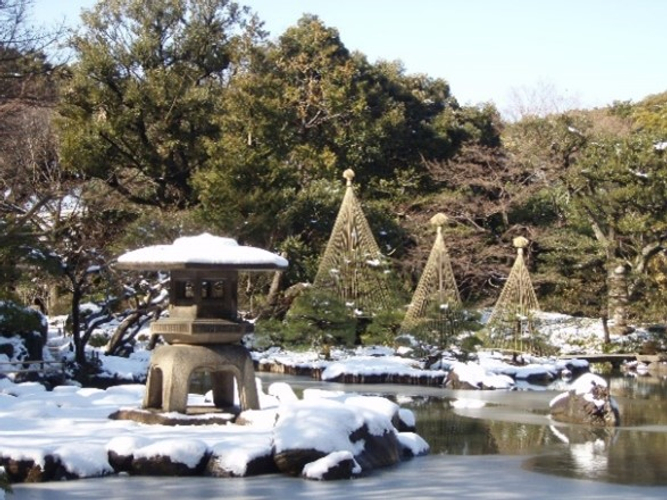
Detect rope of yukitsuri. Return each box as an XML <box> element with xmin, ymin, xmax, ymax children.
<box><xmin>313</xmin><ymin>169</ymin><xmax>390</xmax><ymax>312</ymax></box>
<box><xmin>486</xmin><ymin>236</ymin><xmax>541</xmax><ymax>353</ymax></box>
<box><xmin>401</xmin><ymin>213</ymin><xmax>461</xmax><ymax>334</ymax></box>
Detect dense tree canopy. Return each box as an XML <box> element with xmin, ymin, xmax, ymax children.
<box><xmin>195</xmin><ymin>15</ymin><xmax>497</xmax><ymax>261</ymax></box>
<box><xmin>56</xmin><ymin>0</ymin><xmax>259</xmax><ymax>209</ymax></box>
<box><xmin>2</xmin><ymin>0</ymin><xmax>667</xmax><ymax>360</ymax></box>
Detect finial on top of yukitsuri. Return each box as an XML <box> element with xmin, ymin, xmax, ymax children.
<box><xmin>343</xmin><ymin>168</ymin><xmax>355</xmax><ymax>186</ymax></box>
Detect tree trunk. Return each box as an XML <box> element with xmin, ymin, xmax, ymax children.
<box><xmin>47</xmin><ymin>283</ymin><xmax>60</xmax><ymax>315</ymax></box>
<box><xmin>71</xmin><ymin>286</ymin><xmax>85</xmax><ymax>365</ymax></box>
<box><xmin>606</xmin><ymin>263</ymin><xmax>631</xmax><ymax>335</ymax></box>
<box><xmin>266</xmin><ymin>267</ymin><xmax>284</xmax><ymax>308</ymax></box>
<box><xmin>601</xmin><ymin>314</ymin><xmax>611</xmax><ymax>344</ymax></box>
<box><xmin>105</xmin><ymin>304</ymin><xmax>164</xmax><ymax>356</ymax></box>
<box><xmin>106</xmin><ymin>311</ymin><xmax>142</xmax><ymax>355</ymax></box>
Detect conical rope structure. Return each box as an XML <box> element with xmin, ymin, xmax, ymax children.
<box><xmin>313</xmin><ymin>169</ymin><xmax>390</xmax><ymax>313</ymax></box>
<box><xmin>401</xmin><ymin>213</ymin><xmax>461</xmax><ymax>336</ymax></box>
<box><xmin>486</xmin><ymin>236</ymin><xmax>541</xmax><ymax>353</ymax></box>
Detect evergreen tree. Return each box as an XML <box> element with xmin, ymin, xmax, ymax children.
<box><xmin>195</xmin><ymin>15</ymin><xmax>481</xmax><ymax>282</ymax></box>
<box><xmin>565</xmin><ymin>131</ymin><xmax>667</xmax><ymax>332</ymax></box>
<box><xmin>56</xmin><ymin>0</ymin><xmax>258</xmax><ymax>209</ymax></box>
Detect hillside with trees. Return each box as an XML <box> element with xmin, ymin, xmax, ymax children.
<box><xmin>1</xmin><ymin>0</ymin><xmax>666</xmax><ymax>367</ymax></box>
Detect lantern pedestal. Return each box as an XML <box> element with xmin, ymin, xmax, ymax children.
<box><xmin>143</xmin><ymin>343</ymin><xmax>259</xmax><ymax>414</ymax></box>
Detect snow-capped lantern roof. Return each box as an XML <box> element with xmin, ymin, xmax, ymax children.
<box><xmin>116</xmin><ymin>233</ymin><xmax>288</xmax><ymax>271</ymax></box>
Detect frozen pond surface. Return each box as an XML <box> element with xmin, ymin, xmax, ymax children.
<box><xmin>12</xmin><ymin>454</ymin><xmax>667</xmax><ymax>500</ymax></box>
<box><xmin>12</xmin><ymin>373</ymin><xmax>667</xmax><ymax>498</ymax></box>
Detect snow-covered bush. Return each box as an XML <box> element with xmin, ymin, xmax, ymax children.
<box><xmin>0</xmin><ymin>465</ymin><xmax>10</xmax><ymax>496</ymax></box>
<box><xmin>0</xmin><ymin>300</ymin><xmax>47</xmax><ymax>361</ymax></box>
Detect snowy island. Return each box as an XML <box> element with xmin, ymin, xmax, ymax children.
<box><xmin>0</xmin><ymin>376</ymin><xmax>428</xmax><ymax>484</ymax></box>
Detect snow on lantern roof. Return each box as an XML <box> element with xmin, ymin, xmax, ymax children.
<box><xmin>116</xmin><ymin>233</ymin><xmax>288</xmax><ymax>271</ymax></box>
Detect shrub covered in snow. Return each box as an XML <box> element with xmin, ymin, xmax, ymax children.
<box><xmin>0</xmin><ymin>300</ymin><xmax>47</xmax><ymax>363</ymax></box>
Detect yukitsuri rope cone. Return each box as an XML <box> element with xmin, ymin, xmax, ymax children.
<box><xmin>313</xmin><ymin>169</ymin><xmax>390</xmax><ymax>313</ymax></box>
<box><xmin>486</xmin><ymin>236</ymin><xmax>541</xmax><ymax>353</ymax></box>
<box><xmin>400</xmin><ymin>213</ymin><xmax>461</xmax><ymax>336</ymax></box>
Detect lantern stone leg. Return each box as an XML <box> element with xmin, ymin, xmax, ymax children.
<box><xmin>143</xmin><ymin>344</ymin><xmax>259</xmax><ymax>413</ymax></box>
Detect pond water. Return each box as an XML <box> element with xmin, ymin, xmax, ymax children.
<box><xmin>410</xmin><ymin>375</ymin><xmax>667</xmax><ymax>485</ymax></box>
<box><xmin>11</xmin><ymin>372</ymin><xmax>667</xmax><ymax>499</ymax></box>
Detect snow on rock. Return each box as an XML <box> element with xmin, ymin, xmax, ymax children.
<box><xmin>549</xmin><ymin>373</ymin><xmax>620</xmax><ymax>427</ymax></box>
<box><xmin>235</xmin><ymin>408</ymin><xmax>278</xmax><ymax>429</ymax></box>
<box><xmin>571</xmin><ymin>373</ymin><xmax>608</xmax><ymax>396</ymax></box>
<box><xmin>206</xmin><ymin>432</ymin><xmax>274</xmax><ymax>477</ymax></box>
<box><xmin>267</xmin><ymin>381</ymin><xmax>299</xmax><ymax>404</ymax></box>
<box><xmin>445</xmin><ymin>361</ymin><xmax>515</xmax><ymax>390</ymax></box>
<box><xmin>301</xmin><ymin>451</ymin><xmax>361</xmax><ymax>481</ymax></box>
<box><xmin>53</xmin><ymin>443</ymin><xmax>113</xmax><ymax>478</ymax></box>
<box><xmin>133</xmin><ymin>438</ymin><xmax>209</xmax><ymax>469</ymax></box>
<box><xmin>398</xmin><ymin>407</ymin><xmax>416</xmax><ymax>431</ymax></box>
<box><xmin>321</xmin><ymin>355</ymin><xmax>443</xmax><ymax>383</ymax></box>
<box><xmin>302</xmin><ymin>387</ymin><xmax>347</xmax><ymax>402</ymax></box>
<box><xmin>343</xmin><ymin>395</ymin><xmax>400</xmax><ymax>431</ymax></box>
<box><xmin>321</xmin><ymin>355</ymin><xmax>416</xmax><ymax>379</ymax></box>
<box><xmin>273</xmin><ymin>399</ymin><xmax>367</xmax><ymax>456</ymax></box>
<box><xmin>106</xmin><ymin>436</ymin><xmax>153</xmax><ymax>458</ymax></box>
<box><xmin>254</xmin><ymin>378</ymin><xmax>280</xmax><ymax>409</ymax></box>
<box><xmin>253</xmin><ymin>348</ymin><xmax>328</xmax><ymax>374</ymax></box>
<box><xmin>272</xmin><ymin>392</ymin><xmax>403</xmax><ymax>476</ymax></box>
<box><xmin>476</xmin><ymin>350</ymin><xmax>568</xmax><ymax>384</ymax></box>
<box><xmin>397</xmin><ymin>432</ymin><xmax>430</xmax><ymax>458</ymax></box>
<box><xmin>0</xmin><ymin>446</ymin><xmax>47</xmax><ymax>468</ymax></box>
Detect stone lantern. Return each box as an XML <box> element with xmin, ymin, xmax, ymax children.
<box><xmin>117</xmin><ymin>233</ymin><xmax>288</xmax><ymax>414</ymax></box>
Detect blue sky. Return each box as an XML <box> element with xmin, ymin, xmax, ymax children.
<box><xmin>32</xmin><ymin>0</ymin><xmax>667</xmax><ymax>114</ymax></box>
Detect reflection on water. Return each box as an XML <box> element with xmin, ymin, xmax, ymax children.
<box><xmin>409</xmin><ymin>396</ymin><xmax>561</xmax><ymax>455</ymax></box>
<box><xmin>609</xmin><ymin>376</ymin><xmax>667</xmax><ymax>426</ymax></box>
<box><xmin>410</xmin><ymin>397</ymin><xmax>500</xmax><ymax>454</ymax></box>
<box><xmin>404</xmin><ymin>375</ymin><xmax>667</xmax><ymax>486</ymax></box>
<box><xmin>524</xmin><ymin>427</ymin><xmax>667</xmax><ymax>485</ymax></box>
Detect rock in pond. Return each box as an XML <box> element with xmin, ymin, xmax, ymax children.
<box><xmin>549</xmin><ymin>373</ymin><xmax>620</xmax><ymax>427</ymax></box>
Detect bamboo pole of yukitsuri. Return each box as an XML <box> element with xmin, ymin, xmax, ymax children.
<box><xmin>401</xmin><ymin>213</ymin><xmax>461</xmax><ymax>335</ymax></box>
<box><xmin>313</xmin><ymin>169</ymin><xmax>390</xmax><ymax>313</ymax></box>
<box><xmin>486</xmin><ymin>236</ymin><xmax>540</xmax><ymax>353</ymax></box>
